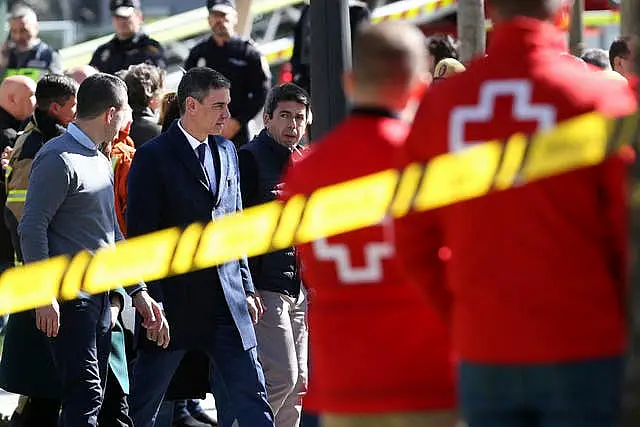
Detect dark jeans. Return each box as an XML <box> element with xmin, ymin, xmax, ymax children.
<box><xmin>50</xmin><ymin>295</ymin><xmax>112</xmax><ymax>427</ymax></box>
<box><xmin>8</xmin><ymin>368</ymin><xmax>132</xmax><ymax>427</ymax></box>
<box><xmin>459</xmin><ymin>356</ymin><xmax>624</xmax><ymax>427</ymax></box>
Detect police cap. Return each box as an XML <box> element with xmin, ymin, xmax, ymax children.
<box><xmin>110</xmin><ymin>0</ymin><xmax>141</xmax><ymax>18</ymax></box>
<box><xmin>207</xmin><ymin>0</ymin><xmax>236</xmax><ymax>14</ymax></box>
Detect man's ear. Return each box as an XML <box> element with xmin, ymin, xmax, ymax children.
<box><xmin>185</xmin><ymin>96</ymin><xmax>198</xmax><ymax>115</ymax></box>
<box><xmin>613</xmin><ymin>56</ymin><xmax>622</xmax><ymax>71</ymax></box>
<box><xmin>263</xmin><ymin>112</ymin><xmax>271</xmax><ymax>127</ymax></box>
<box><xmin>105</xmin><ymin>106</ymin><xmax>116</xmax><ymax>125</ymax></box>
<box><xmin>49</xmin><ymin>102</ymin><xmax>60</xmax><ymax>117</ymax></box>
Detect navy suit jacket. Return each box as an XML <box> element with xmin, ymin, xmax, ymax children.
<box><xmin>126</xmin><ymin>121</ymin><xmax>256</xmax><ymax>350</ymax></box>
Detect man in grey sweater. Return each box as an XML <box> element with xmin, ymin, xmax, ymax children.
<box><xmin>18</xmin><ymin>73</ymin><xmax>168</xmax><ymax>427</ymax></box>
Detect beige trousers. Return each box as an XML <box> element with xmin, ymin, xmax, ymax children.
<box><xmin>321</xmin><ymin>411</ymin><xmax>460</xmax><ymax>427</ymax></box>
<box><xmin>255</xmin><ymin>288</ymin><xmax>309</xmax><ymax>427</ymax></box>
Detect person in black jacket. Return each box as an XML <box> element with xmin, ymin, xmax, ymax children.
<box><xmin>290</xmin><ymin>1</ymin><xmax>371</xmax><ymax>95</ymax></box>
<box><xmin>90</xmin><ymin>0</ymin><xmax>167</xmax><ymax>76</ymax></box>
<box><xmin>0</xmin><ymin>75</ymin><xmax>35</xmax><ymax>272</ymax></box>
<box><xmin>239</xmin><ymin>83</ymin><xmax>311</xmax><ymax>427</ymax></box>
<box><xmin>121</xmin><ymin>63</ymin><xmax>164</xmax><ymax>148</ymax></box>
<box><xmin>184</xmin><ymin>0</ymin><xmax>271</xmax><ymax>148</ymax></box>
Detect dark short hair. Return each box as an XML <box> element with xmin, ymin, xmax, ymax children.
<box><xmin>35</xmin><ymin>74</ymin><xmax>78</xmax><ymax>112</ymax></box>
<box><xmin>426</xmin><ymin>34</ymin><xmax>459</xmax><ymax>65</ymax></box>
<box><xmin>609</xmin><ymin>37</ymin><xmax>631</xmax><ymax>69</ymax></box>
<box><xmin>123</xmin><ymin>63</ymin><xmax>166</xmax><ymax>108</ymax></box>
<box><xmin>176</xmin><ymin>67</ymin><xmax>231</xmax><ymax>115</ymax></box>
<box><xmin>581</xmin><ymin>48</ymin><xmax>611</xmax><ymax>70</ymax></box>
<box><xmin>76</xmin><ymin>73</ymin><xmax>128</xmax><ymax>119</ymax></box>
<box><xmin>264</xmin><ymin>83</ymin><xmax>310</xmax><ymax>118</ymax></box>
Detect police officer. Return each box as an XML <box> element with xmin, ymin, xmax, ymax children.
<box><xmin>90</xmin><ymin>0</ymin><xmax>167</xmax><ymax>76</ymax></box>
<box><xmin>185</xmin><ymin>0</ymin><xmax>271</xmax><ymax>148</ymax></box>
<box><xmin>1</xmin><ymin>5</ymin><xmax>63</xmax><ymax>82</ymax></box>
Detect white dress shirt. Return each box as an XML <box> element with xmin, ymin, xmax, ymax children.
<box><xmin>178</xmin><ymin>119</ymin><xmax>217</xmax><ymax>195</ymax></box>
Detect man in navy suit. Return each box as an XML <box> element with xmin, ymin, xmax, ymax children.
<box><xmin>126</xmin><ymin>67</ymin><xmax>274</xmax><ymax>427</ymax></box>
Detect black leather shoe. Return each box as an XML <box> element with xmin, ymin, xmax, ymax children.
<box><xmin>173</xmin><ymin>414</ymin><xmax>212</xmax><ymax>427</ymax></box>
<box><xmin>191</xmin><ymin>410</ymin><xmax>218</xmax><ymax>426</ymax></box>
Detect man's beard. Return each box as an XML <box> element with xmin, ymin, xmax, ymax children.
<box><xmin>214</xmin><ymin>25</ymin><xmax>231</xmax><ymax>39</ymax></box>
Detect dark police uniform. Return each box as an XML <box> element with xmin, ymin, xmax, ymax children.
<box><xmin>3</xmin><ymin>40</ymin><xmax>62</xmax><ymax>82</ymax></box>
<box><xmin>90</xmin><ymin>32</ymin><xmax>167</xmax><ymax>76</ymax></box>
<box><xmin>90</xmin><ymin>0</ymin><xmax>167</xmax><ymax>75</ymax></box>
<box><xmin>185</xmin><ymin>36</ymin><xmax>271</xmax><ymax>148</ymax></box>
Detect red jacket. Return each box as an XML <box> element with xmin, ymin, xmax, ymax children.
<box><xmin>282</xmin><ymin>110</ymin><xmax>455</xmax><ymax>413</ymax></box>
<box><xmin>396</xmin><ymin>17</ymin><xmax>636</xmax><ymax>364</ymax></box>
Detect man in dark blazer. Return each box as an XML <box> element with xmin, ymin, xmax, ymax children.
<box><xmin>126</xmin><ymin>67</ymin><xmax>274</xmax><ymax>427</ymax></box>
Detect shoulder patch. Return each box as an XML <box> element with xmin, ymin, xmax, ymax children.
<box><xmin>100</xmin><ymin>49</ymin><xmax>110</xmax><ymax>63</ymax></box>
<box><xmin>145</xmin><ymin>45</ymin><xmax>160</xmax><ymax>55</ymax></box>
<box><xmin>197</xmin><ymin>57</ymin><xmax>207</xmax><ymax>68</ymax></box>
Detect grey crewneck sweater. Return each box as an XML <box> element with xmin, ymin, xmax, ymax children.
<box><xmin>19</xmin><ymin>127</ymin><xmax>121</xmax><ymax>264</ymax></box>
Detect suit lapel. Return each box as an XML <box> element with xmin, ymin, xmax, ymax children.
<box><xmin>168</xmin><ymin>122</ymin><xmax>210</xmax><ymax>193</ymax></box>
<box><xmin>210</xmin><ymin>136</ymin><xmax>228</xmax><ymax>206</ymax></box>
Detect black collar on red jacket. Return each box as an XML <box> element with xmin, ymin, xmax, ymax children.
<box><xmin>350</xmin><ymin>106</ymin><xmax>400</xmax><ymax>120</ymax></box>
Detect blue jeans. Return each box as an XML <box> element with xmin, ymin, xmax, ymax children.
<box><xmin>459</xmin><ymin>356</ymin><xmax>624</xmax><ymax>427</ymax></box>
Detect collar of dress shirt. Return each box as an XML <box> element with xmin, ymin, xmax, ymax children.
<box><xmin>67</xmin><ymin>123</ymin><xmax>99</xmax><ymax>151</ymax></box>
<box><xmin>178</xmin><ymin>119</ymin><xmax>208</xmax><ymax>151</ymax></box>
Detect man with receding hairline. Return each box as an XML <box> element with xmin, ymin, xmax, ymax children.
<box><xmin>397</xmin><ymin>0</ymin><xmax>635</xmax><ymax>426</ymax></box>
<box><xmin>0</xmin><ymin>75</ymin><xmax>35</xmax><ymax>273</ymax></box>
<box><xmin>281</xmin><ymin>21</ymin><xmax>456</xmax><ymax>427</ymax></box>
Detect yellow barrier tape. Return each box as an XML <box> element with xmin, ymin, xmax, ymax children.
<box><xmin>0</xmin><ymin>111</ymin><xmax>635</xmax><ymax>315</ymax></box>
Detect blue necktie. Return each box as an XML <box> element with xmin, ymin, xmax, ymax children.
<box><xmin>196</xmin><ymin>143</ymin><xmax>207</xmax><ymax>166</ymax></box>
<box><xmin>196</xmin><ymin>143</ymin><xmax>216</xmax><ymax>195</ymax></box>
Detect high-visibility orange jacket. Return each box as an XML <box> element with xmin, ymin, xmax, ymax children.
<box><xmin>111</xmin><ymin>129</ymin><xmax>136</xmax><ymax>236</ymax></box>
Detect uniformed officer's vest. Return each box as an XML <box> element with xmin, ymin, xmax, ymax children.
<box><xmin>4</xmin><ymin>42</ymin><xmax>54</xmax><ymax>82</ymax></box>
